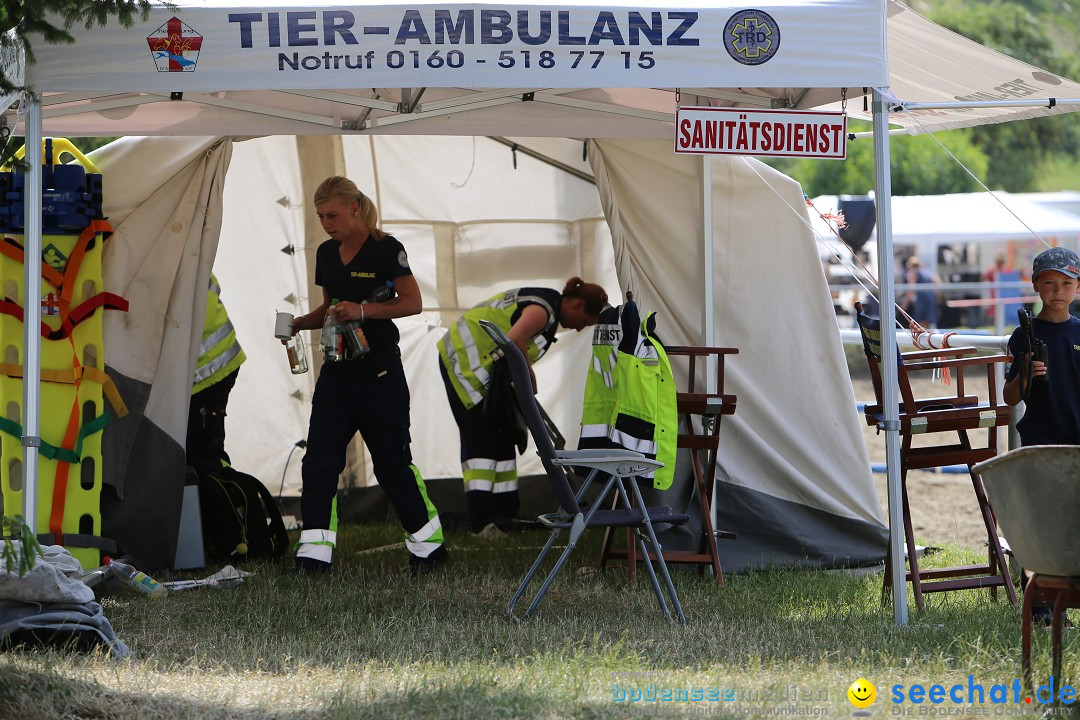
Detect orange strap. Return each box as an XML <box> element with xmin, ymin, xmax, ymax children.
<box><xmin>49</xmin><ymin>398</ymin><xmax>82</xmax><ymax>545</ymax></box>
<box><xmin>2</xmin><ymin>219</ymin><xmax>117</xmax><ymax>544</ymax></box>
<box><xmin>0</xmin><ymin>363</ymin><xmax>128</xmax><ymax>418</ymax></box>
<box><xmin>1</xmin><ymin>219</ymin><xmax>112</xmax><ymax>295</ymax></box>
<box><xmin>0</xmin><ymin>238</ymin><xmax>65</xmax><ymax>290</ymax></box>
<box><xmin>0</xmin><ymin>292</ymin><xmax>129</xmax><ymax>340</ymax></box>
<box><xmin>50</xmin><ymin>298</ymin><xmax>86</xmax><ymax>545</ymax></box>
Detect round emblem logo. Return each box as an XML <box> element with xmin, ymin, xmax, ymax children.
<box><xmin>724</xmin><ymin>9</ymin><xmax>780</xmax><ymax>66</ymax></box>
<box><xmin>398</xmin><ymin>250</ymin><xmax>410</xmax><ymax>269</ymax></box>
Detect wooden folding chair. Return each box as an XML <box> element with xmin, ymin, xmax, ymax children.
<box><xmin>478</xmin><ymin>320</ymin><xmax>690</xmax><ymax>623</ymax></box>
<box><xmin>598</xmin><ymin>345</ymin><xmax>738</xmax><ymax>585</ymax></box>
<box><xmin>855</xmin><ymin>303</ymin><xmax>1017</xmax><ymax>611</ymax></box>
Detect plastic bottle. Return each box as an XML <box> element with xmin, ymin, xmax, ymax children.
<box><xmin>367</xmin><ymin>281</ymin><xmax>394</xmax><ymax>304</ymax></box>
<box><xmin>321</xmin><ymin>300</ymin><xmax>345</xmax><ymax>363</ymax></box>
<box><xmin>104</xmin><ymin>556</ymin><xmax>167</xmax><ymax>597</ymax></box>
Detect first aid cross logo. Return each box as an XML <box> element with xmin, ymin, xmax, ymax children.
<box><xmin>147</xmin><ymin>17</ymin><xmax>203</xmax><ymax>72</ymax></box>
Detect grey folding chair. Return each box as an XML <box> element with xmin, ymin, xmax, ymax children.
<box><xmin>479</xmin><ymin>320</ymin><xmax>689</xmax><ymax>623</ymax></box>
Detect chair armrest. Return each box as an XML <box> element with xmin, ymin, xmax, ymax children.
<box><xmin>676</xmin><ymin>393</ymin><xmax>737</xmax><ymax>416</ymax></box>
<box><xmin>555</xmin><ymin>449</ymin><xmax>646</xmax><ymax>460</ymax></box>
<box><xmin>902</xmin><ymin>347</ymin><xmax>977</xmax><ymax>360</ymax></box>
<box><xmin>912</xmin><ymin>395</ymin><xmax>980</xmax><ymax>409</ymax></box>
<box><xmin>903</xmin><ymin>355</ymin><xmax>1009</xmax><ymax>372</ymax></box>
<box><xmin>666</xmin><ymin>346</ymin><xmax>740</xmax><ymax>355</ymax></box>
<box><xmin>551</xmin><ymin>450</ymin><xmax>663</xmax><ymax>476</ymax></box>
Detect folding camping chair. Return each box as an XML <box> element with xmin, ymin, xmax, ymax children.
<box><xmin>854</xmin><ymin>302</ymin><xmax>1017</xmax><ymax>611</ymax></box>
<box><xmin>478</xmin><ymin>320</ymin><xmax>690</xmax><ymax>623</ymax></box>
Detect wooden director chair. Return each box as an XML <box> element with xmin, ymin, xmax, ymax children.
<box><xmin>599</xmin><ymin>345</ymin><xmax>738</xmax><ymax>586</ymax></box>
<box><xmin>854</xmin><ymin>302</ymin><xmax>1017</xmax><ymax>611</ymax></box>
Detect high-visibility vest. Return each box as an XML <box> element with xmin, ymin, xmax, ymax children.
<box><xmin>192</xmin><ymin>274</ymin><xmax>246</xmax><ymax>395</ymax></box>
<box><xmin>580</xmin><ymin>303</ymin><xmax>623</xmax><ymax>441</ymax></box>
<box><xmin>439</xmin><ymin>287</ymin><xmax>558</xmax><ymax>410</ymax></box>
<box><xmin>579</xmin><ymin>301</ymin><xmax>677</xmax><ymax>490</ymax></box>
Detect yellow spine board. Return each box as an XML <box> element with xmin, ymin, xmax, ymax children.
<box><xmin>0</xmin><ymin>231</ymin><xmax>105</xmax><ymax>569</ymax></box>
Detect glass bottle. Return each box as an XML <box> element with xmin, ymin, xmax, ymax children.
<box><xmin>340</xmin><ymin>282</ymin><xmax>393</xmax><ymax>358</ymax></box>
<box><xmin>285</xmin><ymin>334</ymin><xmax>308</xmax><ymax>374</ymax></box>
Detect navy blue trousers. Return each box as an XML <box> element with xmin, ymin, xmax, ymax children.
<box><xmin>301</xmin><ymin>349</ymin><xmax>430</xmax><ymax>536</ymax></box>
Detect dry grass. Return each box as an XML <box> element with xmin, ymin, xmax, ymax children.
<box><xmin>0</xmin><ymin>522</ymin><xmax>1069</xmax><ymax>720</ymax></box>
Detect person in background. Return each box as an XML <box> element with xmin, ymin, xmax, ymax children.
<box><xmin>287</xmin><ymin>176</ymin><xmax>446</xmax><ymax>574</ymax></box>
<box><xmin>187</xmin><ymin>274</ymin><xmax>245</xmax><ymax>477</ymax></box>
<box><xmin>983</xmin><ymin>252</ymin><xmax>1022</xmax><ymax>326</ymax></box>
<box><xmin>1003</xmin><ymin>247</ymin><xmax>1080</xmax><ymax>627</ymax></box>
<box><xmin>438</xmin><ymin>278</ymin><xmax>607</xmax><ymax>535</ymax></box>
<box><xmin>902</xmin><ymin>255</ymin><xmax>940</xmax><ymax>329</ymax></box>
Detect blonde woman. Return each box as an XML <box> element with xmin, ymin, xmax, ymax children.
<box><xmin>287</xmin><ymin>176</ymin><xmax>445</xmax><ymax>574</ymax></box>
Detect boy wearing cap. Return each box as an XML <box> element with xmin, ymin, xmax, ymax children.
<box><xmin>1003</xmin><ymin>247</ymin><xmax>1080</xmax><ymax>427</ymax></box>
<box><xmin>1003</xmin><ymin>246</ymin><xmax>1080</xmax><ymax>626</ymax></box>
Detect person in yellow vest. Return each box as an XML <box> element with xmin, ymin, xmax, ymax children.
<box><xmin>188</xmin><ymin>274</ymin><xmax>246</xmax><ymax>476</ymax></box>
<box><xmin>438</xmin><ymin>278</ymin><xmax>608</xmax><ymax>534</ymax></box>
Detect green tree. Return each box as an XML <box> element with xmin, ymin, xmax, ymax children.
<box><xmin>0</xmin><ymin>1</ymin><xmax>157</xmax><ymax>95</ymax></box>
<box><xmin>771</xmin><ymin>127</ymin><xmax>989</xmax><ymax>197</ymax></box>
<box><xmin>930</xmin><ymin>0</ymin><xmax>1080</xmax><ymax>190</ymax></box>
<box><xmin>0</xmin><ymin>2</ymin><xmax>162</xmax><ymax>165</ymax></box>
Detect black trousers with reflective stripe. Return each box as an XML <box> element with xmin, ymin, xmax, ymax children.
<box><xmin>301</xmin><ymin>349</ymin><xmax>431</xmax><ymax>545</ymax></box>
<box><xmin>439</xmin><ymin>361</ymin><xmax>520</xmax><ymax>532</ymax></box>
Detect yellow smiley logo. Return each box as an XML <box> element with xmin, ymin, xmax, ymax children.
<box><xmin>847</xmin><ymin>678</ymin><xmax>876</xmax><ymax>709</ymax></box>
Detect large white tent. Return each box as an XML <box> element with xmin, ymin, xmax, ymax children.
<box><xmin>85</xmin><ymin>132</ymin><xmax>887</xmax><ymax>579</ymax></box>
<box><xmin>7</xmin><ymin>0</ymin><xmax>1080</xmax><ymax>624</ymax></box>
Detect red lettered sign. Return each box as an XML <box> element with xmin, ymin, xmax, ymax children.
<box><xmin>675</xmin><ymin>107</ymin><xmax>847</xmax><ymax>159</ymax></box>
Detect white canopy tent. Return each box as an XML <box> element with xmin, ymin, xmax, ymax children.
<box><xmin>8</xmin><ymin>0</ymin><xmax>1080</xmax><ymax>624</ymax></box>
<box><xmin>80</xmin><ymin>132</ymin><xmax>887</xmax><ymax>585</ymax></box>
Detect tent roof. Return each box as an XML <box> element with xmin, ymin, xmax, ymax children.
<box><xmin>7</xmin><ymin>0</ymin><xmax>1079</xmax><ymax>138</ymax></box>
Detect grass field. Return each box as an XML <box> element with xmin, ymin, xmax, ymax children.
<box><xmin>0</xmin><ymin>522</ymin><xmax>1075</xmax><ymax>719</ymax></box>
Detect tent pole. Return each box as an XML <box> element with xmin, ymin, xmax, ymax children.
<box><xmin>702</xmin><ymin>155</ymin><xmax>716</xmax><ymax>390</ymax></box>
<box><xmin>873</xmin><ymin>89</ymin><xmax>908</xmax><ymax>626</ymax></box>
<box><xmin>701</xmin><ymin>155</ymin><xmax>719</xmax><ymax>563</ymax></box>
<box><xmin>21</xmin><ymin>94</ymin><xmax>42</xmax><ymax>536</ymax></box>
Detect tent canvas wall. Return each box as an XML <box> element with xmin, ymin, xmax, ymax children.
<box><xmin>89</xmin><ymin>133</ymin><xmax>886</xmax><ymax>572</ymax></box>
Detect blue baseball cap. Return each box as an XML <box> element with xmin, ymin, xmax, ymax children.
<box><xmin>1032</xmin><ymin>247</ymin><xmax>1080</xmax><ymax>280</ymax></box>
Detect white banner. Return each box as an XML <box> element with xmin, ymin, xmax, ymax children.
<box><xmin>674</xmin><ymin>107</ymin><xmax>847</xmax><ymax>159</ymax></box>
<box><xmin>29</xmin><ymin>1</ymin><xmax>888</xmax><ymax>92</ymax></box>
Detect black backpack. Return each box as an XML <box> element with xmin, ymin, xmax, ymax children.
<box><xmin>197</xmin><ymin>466</ymin><xmax>289</xmax><ymax>560</ymax></box>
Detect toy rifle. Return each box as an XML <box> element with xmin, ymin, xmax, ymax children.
<box><xmin>1016</xmin><ymin>307</ymin><xmax>1047</xmax><ymax>401</ymax></box>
